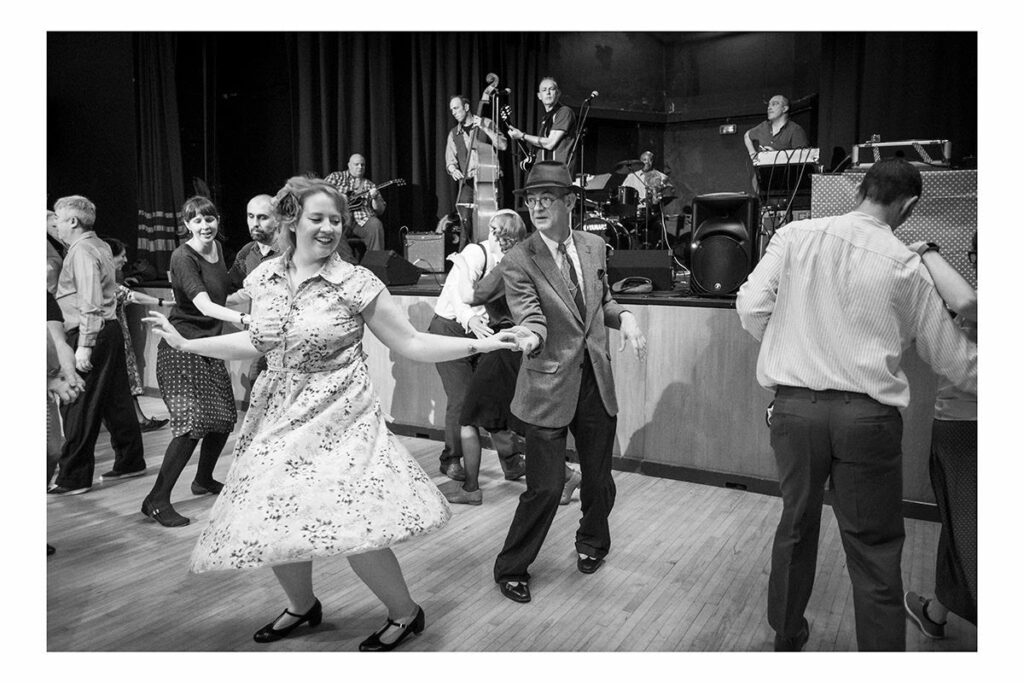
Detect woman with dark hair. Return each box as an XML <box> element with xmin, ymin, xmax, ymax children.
<box><xmin>101</xmin><ymin>237</ymin><xmax>170</xmax><ymax>432</ymax></box>
<box><xmin>145</xmin><ymin>177</ymin><xmax>521</xmax><ymax>651</ymax></box>
<box><xmin>140</xmin><ymin>196</ymin><xmax>249</xmax><ymax>527</ymax></box>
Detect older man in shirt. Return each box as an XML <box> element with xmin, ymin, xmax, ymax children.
<box><xmin>50</xmin><ymin>195</ymin><xmax>145</xmax><ymax>495</ymax></box>
<box><xmin>736</xmin><ymin>159</ymin><xmax>977</xmax><ymax>651</ymax></box>
<box><xmin>325</xmin><ymin>154</ymin><xmax>386</xmax><ymax>252</ymax></box>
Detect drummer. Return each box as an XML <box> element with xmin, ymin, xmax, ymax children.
<box><xmin>620</xmin><ymin>151</ymin><xmax>674</xmax><ymax>207</ymax></box>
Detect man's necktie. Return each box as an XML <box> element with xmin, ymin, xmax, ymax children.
<box><xmin>558</xmin><ymin>242</ymin><xmax>586</xmax><ymax>320</ymax></box>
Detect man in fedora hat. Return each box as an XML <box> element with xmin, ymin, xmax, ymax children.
<box><xmin>493</xmin><ymin>161</ymin><xmax>647</xmax><ymax>604</ymax></box>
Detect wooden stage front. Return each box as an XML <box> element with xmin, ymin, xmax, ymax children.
<box><xmin>46</xmin><ymin>398</ymin><xmax>975</xmax><ymax>652</ymax></box>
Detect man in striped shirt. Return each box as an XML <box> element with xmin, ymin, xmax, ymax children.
<box><xmin>736</xmin><ymin>159</ymin><xmax>977</xmax><ymax>651</ymax></box>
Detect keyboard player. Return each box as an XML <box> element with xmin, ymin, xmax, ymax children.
<box><xmin>743</xmin><ymin>95</ymin><xmax>809</xmax><ymax>159</ymax></box>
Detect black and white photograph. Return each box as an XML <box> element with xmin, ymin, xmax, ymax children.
<box><xmin>19</xmin><ymin>1</ymin><xmax>1017</xmax><ymax>675</ymax></box>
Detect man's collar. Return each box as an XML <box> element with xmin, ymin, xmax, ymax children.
<box><xmin>66</xmin><ymin>230</ymin><xmax>96</xmax><ymax>249</ymax></box>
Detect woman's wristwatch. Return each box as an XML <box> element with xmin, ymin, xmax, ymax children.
<box><xmin>239</xmin><ymin>313</ymin><xmax>252</xmax><ymax>327</ymax></box>
<box><xmin>914</xmin><ymin>241</ymin><xmax>940</xmax><ymax>257</ymax></box>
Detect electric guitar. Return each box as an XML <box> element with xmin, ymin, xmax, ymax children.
<box><xmin>499</xmin><ymin>105</ymin><xmax>535</xmax><ymax>172</ymax></box>
<box><xmin>347</xmin><ymin>178</ymin><xmax>406</xmax><ymax>210</ymax></box>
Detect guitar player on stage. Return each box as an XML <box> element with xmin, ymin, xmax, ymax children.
<box><xmin>325</xmin><ymin>153</ymin><xmax>386</xmax><ymax>251</ymax></box>
<box><xmin>743</xmin><ymin>94</ymin><xmax>809</xmax><ymax>160</ymax></box>
<box><xmin>445</xmin><ymin>94</ymin><xmax>508</xmax><ymax>248</ymax></box>
<box><xmin>506</xmin><ymin>77</ymin><xmax>577</xmax><ymax>170</ymax></box>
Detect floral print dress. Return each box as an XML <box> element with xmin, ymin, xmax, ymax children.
<box><xmin>190</xmin><ymin>253</ymin><xmax>451</xmax><ymax>573</ymax></box>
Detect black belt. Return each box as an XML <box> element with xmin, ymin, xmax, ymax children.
<box><xmin>775</xmin><ymin>385</ymin><xmax>874</xmax><ymax>403</ymax></box>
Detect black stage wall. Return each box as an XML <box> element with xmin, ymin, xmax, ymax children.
<box><xmin>47</xmin><ymin>31</ymin><xmax>976</xmax><ymax>260</ymax></box>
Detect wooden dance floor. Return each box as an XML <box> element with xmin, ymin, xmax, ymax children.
<box><xmin>46</xmin><ymin>398</ymin><xmax>976</xmax><ymax>652</ymax></box>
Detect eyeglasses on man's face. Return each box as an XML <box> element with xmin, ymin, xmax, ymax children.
<box><xmin>525</xmin><ymin>193</ymin><xmax>568</xmax><ymax>210</ymax></box>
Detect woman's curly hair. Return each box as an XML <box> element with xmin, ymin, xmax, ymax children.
<box><xmin>272</xmin><ymin>176</ymin><xmax>350</xmax><ymax>255</ymax></box>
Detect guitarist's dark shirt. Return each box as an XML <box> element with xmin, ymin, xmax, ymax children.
<box><xmin>540</xmin><ymin>104</ymin><xmax>577</xmax><ymax>168</ymax></box>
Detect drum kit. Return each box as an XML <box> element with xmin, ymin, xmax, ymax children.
<box><xmin>573</xmin><ymin>159</ymin><xmax>678</xmax><ymax>251</ymax></box>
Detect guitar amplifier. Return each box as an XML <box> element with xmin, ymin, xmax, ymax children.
<box><xmin>403</xmin><ymin>232</ymin><xmax>445</xmax><ymax>273</ymax></box>
<box><xmin>852</xmin><ymin>139</ymin><xmax>951</xmax><ymax>168</ymax></box>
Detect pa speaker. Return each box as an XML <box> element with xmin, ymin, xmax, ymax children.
<box><xmin>690</xmin><ymin>193</ymin><xmax>759</xmax><ymax>296</ymax></box>
<box><xmin>607</xmin><ymin>250</ymin><xmax>674</xmax><ymax>291</ymax></box>
<box><xmin>361</xmin><ymin>250</ymin><xmax>422</xmax><ymax>286</ymax></box>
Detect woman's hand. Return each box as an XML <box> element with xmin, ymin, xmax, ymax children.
<box><xmin>506</xmin><ymin>325</ymin><xmax>540</xmax><ymax>355</ymax></box>
<box><xmin>476</xmin><ymin>329</ymin><xmax>521</xmax><ymax>354</ymax></box>
<box><xmin>142</xmin><ymin>311</ymin><xmax>188</xmax><ymax>351</ymax></box>
<box><xmin>48</xmin><ymin>373</ymin><xmax>82</xmax><ymax>404</ymax></box>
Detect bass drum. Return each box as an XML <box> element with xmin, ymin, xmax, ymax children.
<box><xmin>577</xmin><ymin>215</ymin><xmax>632</xmax><ymax>251</ymax></box>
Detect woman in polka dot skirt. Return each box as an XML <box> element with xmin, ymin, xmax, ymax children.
<box><xmin>141</xmin><ymin>196</ymin><xmax>250</xmax><ymax>528</ymax></box>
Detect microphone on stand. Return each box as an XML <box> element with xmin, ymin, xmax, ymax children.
<box><xmin>585</xmin><ymin>90</ymin><xmax>599</xmax><ymax>102</ymax></box>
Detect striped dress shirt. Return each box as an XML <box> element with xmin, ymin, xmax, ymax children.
<box><xmin>55</xmin><ymin>231</ymin><xmax>119</xmax><ymax>347</ymax></box>
<box><xmin>736</xmin><ymin>211</ymin><xmax>977</xmax><ymax>408</ymax></box>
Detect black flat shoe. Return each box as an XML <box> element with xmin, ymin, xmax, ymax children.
<box><xmin>190</xmin><ymin>479</ymin><xmax>224</xmax><ymax>495</ymax></box>
<box><xmin>358</xmin><ymin>605</ymin><xmax>425</xmax><ymax>652</ymax></box>
<box><xmin>498</xmin><ymin>581</ymin><xmax>531</xmax><ymax>603</ymax></box>
<box><xmin>47</xmin><ymin>544</ymin><xmax>55</xmax><ymax>556</ymax></box>
<box><xmin>577</xmin><ymin>555</ymin><xmax>604</xmax><ymax>574</ymax></box>
<box><xmin>253</xmin><ymin>598</ymin><xmax>323</xmax><ymax>643</ymax></box>
<box><xmin>141</xmin><ymin>497</ymin><xmax>189</xmax><ymax>527</ymax></box>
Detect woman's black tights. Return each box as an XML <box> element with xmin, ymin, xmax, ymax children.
<box><xmin>146</xmin><ymin>431</ymin><xmax>229</xmax><ymax>504</ymax></box>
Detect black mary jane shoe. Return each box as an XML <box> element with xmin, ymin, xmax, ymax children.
<box><xmin>190</xmin><ymin>479</ymin><xmax>224</xmax><ymax>495</ymax></box>
<box><xmin>141</xmin><ymin>497</ymin><xmax>190</xmax><ymax>527</ymax></box>
<box><xmin>358</xmin><ymin>606</ymin><xmax>425</xmax><ymax>652</ymax></box>
<box><xmin>253</xmin><ymin>598</ymin><xmax>323</xmax><ymax>644</ymax></box>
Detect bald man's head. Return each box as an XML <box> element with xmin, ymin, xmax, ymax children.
<box><xmin>347</xmin><ymin>154</ymin><xmax>367</xmax><ymax>178</ymax></box>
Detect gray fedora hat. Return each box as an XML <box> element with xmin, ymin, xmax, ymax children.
<box><xmin>513</xmin><ymin>160</ymin><xmax>574</xmax><ymax>195</ymax></box>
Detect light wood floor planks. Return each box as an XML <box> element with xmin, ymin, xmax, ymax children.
<box><xmin>46</xmin><ymin>398</ymin><xmax>976</xmax><ymax>652</ymax></box>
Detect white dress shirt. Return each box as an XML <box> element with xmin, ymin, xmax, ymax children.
<box><xmin>736</xmin><ymin>211</ymin><xmax>977</xmax><ymax>408</ymax></box>
<box><xmin>537</xmin><ymin>229</ymin><xmax>585</xmax><ymax>308</ymax></box>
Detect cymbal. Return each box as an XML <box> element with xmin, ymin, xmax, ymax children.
<box><xmin>613</xmin><ymin>159</ymin><xmax>643</xmax><ymax>174</ymax></box>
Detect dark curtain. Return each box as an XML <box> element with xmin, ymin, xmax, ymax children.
<box><xmin>134</xmin><ymin>34</ymin><xmax>186</xmax><ymax>277</ymax></box>
<box><xmin>819</xmin><ymin>33</ymin><xmax>977</xmax><ymax>168</ymax></box>
<box><xmin>286</xmin><ymin>32</ymin><xmax>549</xmax><ymax>246</ymax></box>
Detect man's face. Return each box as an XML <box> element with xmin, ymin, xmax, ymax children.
<box><xmin>526</xmin><ymin>189</ymin><xmax>573</xmax><ymax>234</ymax></box>
<box><xmin>641</xmin><ymin>153</ymin><xmax>654</xmax><ymax>172</ymax></box>
<box><xmin>246</xmin><ymin>196</ymin><xmax>277</xmax><ymax>244</ymax></box>
<box><xmin>767</xmin><ymin>96</ymin><xmax>788</xmax><ymax>121</ymax></box>
<box><xmin>54</xmin><ymin>208</ymin><xmax>76</xmax><ymax>245</ymax></box>
<box><xmin>450</xmin><ymin>98</ymin><xmax>469</xmax><ymax>124</ymax></box>
<box><xmin>347</xmin><ymin>155</ymin><xmax>366</xmax><ymax>178</ymax></box>
<box><xmin>537</xmin><ymin>79</ymin><xmax>559</xmax><ymax>108</ymax></box>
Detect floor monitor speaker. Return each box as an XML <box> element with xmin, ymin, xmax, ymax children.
<box><xmin>361</xmin><ymin>250</ymin><xmax>422</xmax><ymax>286</ymax></box>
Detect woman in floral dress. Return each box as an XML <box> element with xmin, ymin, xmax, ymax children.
<box><xmin>145</xmin><ymin>176</ymin><xmax>520</xmax><ymax>652</ymax></box>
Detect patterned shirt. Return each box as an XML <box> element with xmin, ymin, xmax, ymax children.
<box><xmin>55</xmin><ymin>231</ymin><xmax>118</xmax><ymax>347</ymax></box>
<box><xmin>324</xmin><ymin>171</ymin><xmax>380</xmax><ymax>227</ymax></box>
<box><xmin>736</xmin><ymin>211</ymin><xmax>977</xmax><ymax>408</ymax></box>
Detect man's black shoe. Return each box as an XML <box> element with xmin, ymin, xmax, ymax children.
<box><xmin>498</xmin><ymin>581</ymin><xmax>531</xmax><ymax>603</ymax></box>
<box><xmin>773</xmin><ymin>617</ymin><xmax>810</xmax><ymax>652</ymax></box>
<box><xmin>577</xmin><ymin>555</ymin><xmax>604</xmax><ymax>574</ymax></box>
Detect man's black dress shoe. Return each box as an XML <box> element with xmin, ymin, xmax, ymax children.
<box><xmin>498</xmin><ymin>581</ymin><xmax>531</xmax><ymax>603</ymax></box>
<box><xmin>254</xmin><ymin>598</ymin><xmax>323</xmax><ymax>643</ymax></box>
<box><xmin>773</xmin><ymin>617</ymin><xmax>810</xmax><ymax>651</ymax></box>
<box><xmin>577</xmin><ymin>555</ymin><xmax>604</xmax><ymax>574</ymax></box>
<box><xmin>358</xmin><ymin>605</ymin><xmax>425</xmax><ymax>651</ymax></box>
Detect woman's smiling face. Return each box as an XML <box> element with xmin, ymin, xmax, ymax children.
<box><xmin>293</xmin><ymin>191</ymin><xmax>344</xmax><ymax>261</ymax></box>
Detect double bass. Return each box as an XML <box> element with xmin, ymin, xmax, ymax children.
<box><xmin>467</xmin><ymin>73</ymin><xmax>501</xmax><ymax>243</ymax></box>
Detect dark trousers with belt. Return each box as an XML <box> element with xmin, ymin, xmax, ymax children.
<box><xmin>494</xmin><ymin>356</ymin><xmax>617</xmax><ymax>583</ymax></box>
<box><xmin>428</xmin><ymin>314</ymin><xmax>477</xmax><ymax>467</ymax></box>
<box><xmin>56</xmin><ymin>323</ymin><xmax>145</xmax><ymax>489</ymax></box>
<box><xmin>767</xmin><ymin>386</ymin><xmax>905</xmax><ymax>651</ymax></box>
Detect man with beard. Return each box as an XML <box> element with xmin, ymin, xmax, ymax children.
<box><xmin>325</xmin><ymin>154</ymin><xmax>387</xmax><ymax>252</ymax></box>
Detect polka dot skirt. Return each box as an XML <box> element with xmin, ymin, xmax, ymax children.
<box><xmin>156</xmin><ymin>342</ymin><xmax>237</xmax><ymax>438</ymax></box>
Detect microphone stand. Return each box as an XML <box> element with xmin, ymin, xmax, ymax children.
<box><xmin>568</xmin><ymin>96</ymin><xmax>595</xmax><ymax>230</ymax></box>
